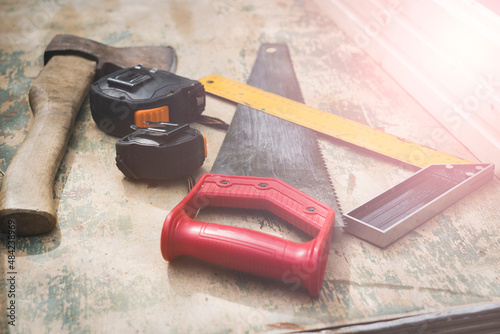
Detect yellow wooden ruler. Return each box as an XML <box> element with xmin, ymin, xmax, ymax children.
<box><xmin>200</xmin><ymin>74</ymin><xmax>472</xmax><ymax>168</ymax></box>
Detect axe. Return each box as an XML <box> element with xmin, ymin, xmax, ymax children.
<box><xmin>0</xmin><ymin>35</ymin><xmax>177</xmax><ymax>236</ymax></box>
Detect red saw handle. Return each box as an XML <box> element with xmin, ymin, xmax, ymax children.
<box><xmin>160</xmin><ymin>174</ymin><xmax>334</xmax><ymax>296</ymax></box>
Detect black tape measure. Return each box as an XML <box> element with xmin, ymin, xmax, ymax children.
<box><xmin>89</xmin><ymin>65</ymin><xmax>205</xmax><ymax>137</ymax></box>
<box><xmin>89</xmin><ymin>65</ymin><xmax>208</xmax><ymax>180</ymax></box>
<box><xmin>116</xmin><ymin>122</ymin><xmax>206</xmax><ymax>180</ymax></box>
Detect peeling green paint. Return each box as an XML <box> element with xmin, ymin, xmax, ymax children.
<box><xmin>1</xmin><ymin>1</ymin><xmax>500</xmax><ymax>333</ymax></box>
<box><xmin>16</xmin><ymin>234</ymin><xmax>60</xmax><ymax>256</ymax></box>
<box><xmin>102</xmin><ymin>31</ymin><xmax>132</xmax><ymax>45</ymax></box>
<box><xmin>0</xmin><ymin>50</ymin><xmax>31</xmax><ymax>139</ymax></box>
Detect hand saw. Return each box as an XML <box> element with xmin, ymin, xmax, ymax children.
<box><xmin>160</xmin><ymin>44</ymin><xmax>339</xmax><ymax>296</ymax></box>
<box><xmin>209</xmin><ymin>44</ymin><xmax>344</xmax><ymax>226</ymax></box>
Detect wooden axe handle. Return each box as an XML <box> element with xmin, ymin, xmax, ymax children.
<box><xmin>0</xmin><ymin>55</ymin><xmax>96</xmax><ymax>235</ymax></box>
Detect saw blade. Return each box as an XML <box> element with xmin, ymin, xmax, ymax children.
<box><xmin>211</xmin><ymin>43</ymin><xmax>344</xmax><ymax>226</ymax></box>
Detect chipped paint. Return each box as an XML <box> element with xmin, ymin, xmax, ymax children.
<box><xmin>1</xmin><ymin>0</ymin><xmax>500</xmax><ymax>333</ymax></box>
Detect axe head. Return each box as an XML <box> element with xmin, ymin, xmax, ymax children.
<box><xmin>43</xmin><ymin>34</ymin><xmax>178</xmax><ymax>79</ymax></box>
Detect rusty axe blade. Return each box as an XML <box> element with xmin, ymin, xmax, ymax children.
<box><xmin>0</xmin><ymin>35</ymin><xmax>177</xmax><ymax>236</ymax></box>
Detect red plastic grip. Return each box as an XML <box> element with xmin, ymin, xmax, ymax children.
<box><xmin>160</xmin><ymin>174</ymin><xmax>335</xmax><ymax>296</ymax></box>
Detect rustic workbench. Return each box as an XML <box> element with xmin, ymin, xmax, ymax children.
<box><xmin>1</xmin><ymin>0</ymin><xmax>499</xmax><ymax>333</ymax></box>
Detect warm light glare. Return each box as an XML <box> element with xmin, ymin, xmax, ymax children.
<box><xmin>439</xmin><ymin>25</ymin><xmax>491</xmax><ymax>69</ymax></box>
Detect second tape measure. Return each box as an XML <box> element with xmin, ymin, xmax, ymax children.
<box><xmin>199</xmin><ymin>74</ymin><xmax>472</xmax><ymax>168</ymax></box>
<box><xmin>116</xmin><ymin>122</ymin><xmax>207</xmax><ymax>180</ymax></box>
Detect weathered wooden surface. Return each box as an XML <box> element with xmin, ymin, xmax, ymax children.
<box><xmin>0</xmin><ymin>0</ymin><xmax>499</xmax><ymax>333</ymax></box>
